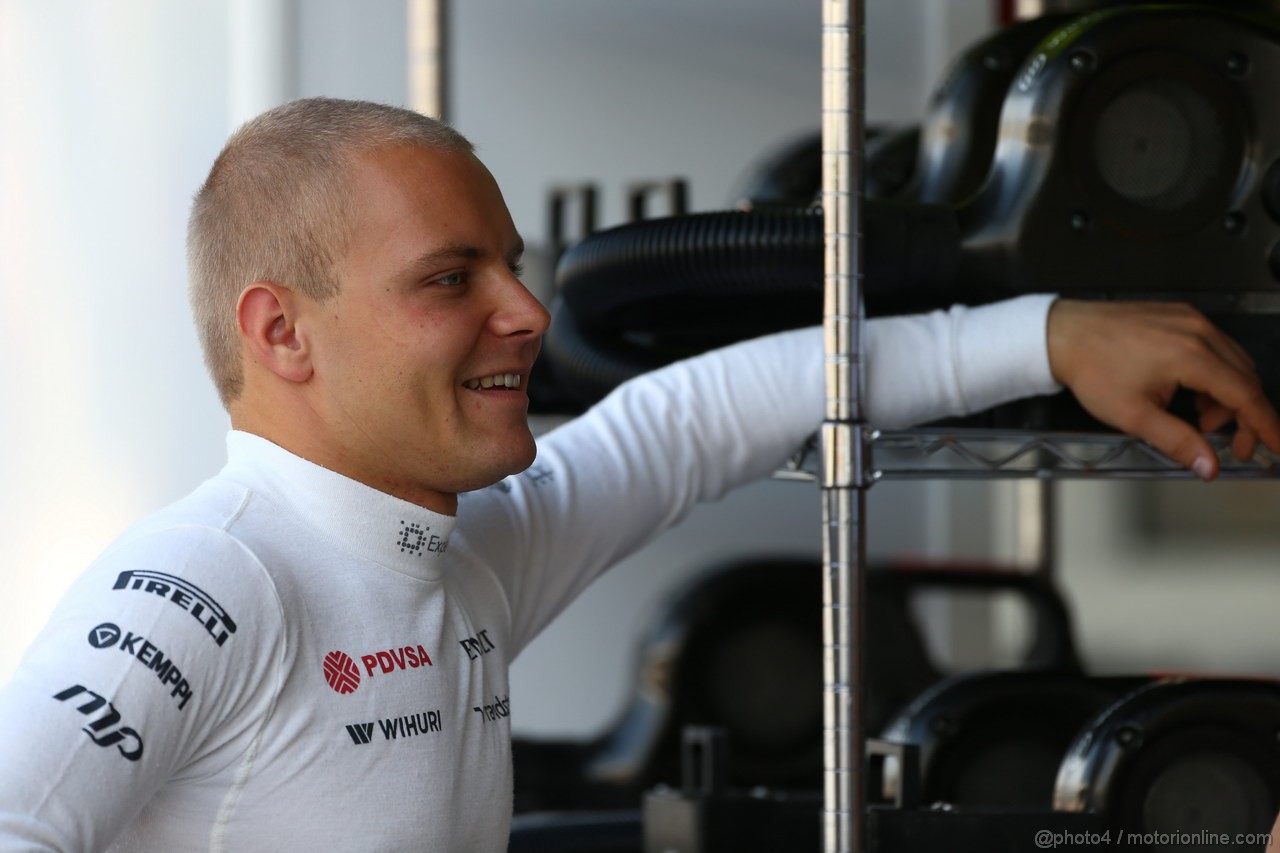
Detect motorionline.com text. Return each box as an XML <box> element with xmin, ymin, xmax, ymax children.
<box><xmin>1035</xmin><ymin>829</ymin><xmax>1272</xmax><ymax>848</ymax></box>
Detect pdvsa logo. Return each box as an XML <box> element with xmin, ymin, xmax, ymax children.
<box><xmin>322</xmin><ymin>643</ymin><xmax>434</xmax><ymax>694</ymax></box>
<box><xmin>323</xmin><ymin>651</ymin><xmax>361</xmax><ymax>694</ymax></box>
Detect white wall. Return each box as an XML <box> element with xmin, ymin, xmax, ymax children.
<box><xmin>1058</xmin><ymin>480</ymin><xmax>1280</xmax><ymax>678</ymax></box>
<box><xmin>0</xmin><ymin>0</ymin><xmax>232</xmax><ymax>677</ymax></box>
<box><xmin>0</xmin><ymin>0</ymin><xmax>1007</xmax><ymax>742</ymax></box>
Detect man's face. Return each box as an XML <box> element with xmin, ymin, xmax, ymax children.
<box><xmin>302</xmin><ymin>144</ymin><xmax>550</xmax><ymax>510</ymax></box>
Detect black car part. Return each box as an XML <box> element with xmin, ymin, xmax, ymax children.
<box><xmin>879</xmin><ymin>671</ymin><xmax>1148</xmax><ymax>809</ymax></box>
<box><xmin>1055</xmin><ymin>678</ymin><xmax>1280</xmax><ymax>849</ymax></box>
<box><xmin>543</xmin><ymin>3</ymin><xmax>1280</xmax><ymax>410</ymax></box>
<box><xmin>512</xmin><ymin>559</ymin><xmax>1082</xmax><ymax>813</ymax></box>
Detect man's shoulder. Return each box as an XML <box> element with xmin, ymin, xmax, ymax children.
<box><xmin>88</xmin><ymin>476</ymin><xmax>279</xmax><ymax>610</ymax></box>
<box><xmin>38</xmin><ymin>477</ymin><xmax>284</xmax><ymax>670</ymax></box>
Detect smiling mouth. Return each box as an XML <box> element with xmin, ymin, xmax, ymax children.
<box><xmin>463</xmin><ymin>373</ymin><xmax>523</xmax><ymax>391</ymax></box>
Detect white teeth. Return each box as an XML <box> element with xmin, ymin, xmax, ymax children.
<box><xmin>465</xmin><ymin>374</ymin><xmax>522</xmax><ymax>390</ymax></box>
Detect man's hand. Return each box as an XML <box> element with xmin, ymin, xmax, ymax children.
<box><xmin>1047</xmin><ymin>300</ymin><xmax>1280</xmax><ymax>480</ymax></box>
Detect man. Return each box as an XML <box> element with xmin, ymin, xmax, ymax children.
<box><xmin>0</xmin><ymin>97</ymin><xmax>1276</xmax><ymax>852</ymax></box>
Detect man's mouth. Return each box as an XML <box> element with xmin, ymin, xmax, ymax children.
<box><xmin>463</xmin><ymin>373</ymin><xmax>522</xmax><ymax>391</ymax></box>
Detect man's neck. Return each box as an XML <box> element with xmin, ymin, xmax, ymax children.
<box><xmin>228</xmin><ymin>403</ymin><xmax>459</xmax><ymax>516</ymax></box>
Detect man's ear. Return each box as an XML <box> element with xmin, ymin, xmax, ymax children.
<box><xmin>236</xmin><ymin>282</ymin><xmax>314</xmax><ymax>384</ymax></box>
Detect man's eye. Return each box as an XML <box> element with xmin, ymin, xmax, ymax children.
<box><xmin>434</xmin><ymin>272</ymin><xmax>466</xmax><ymax>286</ymax></box>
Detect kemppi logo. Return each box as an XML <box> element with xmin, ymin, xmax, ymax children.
<box><xmin>322</xmin><ymin>643</ymin><xmax>433</xmax><ymax>695</ymax></box>
<box><xmin>87</xmin><ymin>622</ymin><xmax>194</xmax><ymax>711</ymax></box>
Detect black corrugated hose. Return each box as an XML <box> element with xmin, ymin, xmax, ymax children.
<box><xmin>543</xmin><ymin>202</ymin><xmax>960</xmax><ymax>407</ymax></box>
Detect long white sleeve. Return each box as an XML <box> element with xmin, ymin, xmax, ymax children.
<box><xmin>458</xmin><ymin>294</ymin><xmax>1061</xmax><ymax>654</ymax></box>
<box><xmin>866</xmin><ymin>293</ymin><xmax>1060</xmax><ymax>427</ymax></box>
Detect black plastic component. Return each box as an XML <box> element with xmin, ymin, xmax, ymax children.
<box><xmin>880</xmin><ymin>672</ymin><xmax>1148</xmax><ymax>809</ymax></box>
<box><xmin>732</xmin><ymin>132</ymin><xmax>823</xmax><ymax>208</ymax></box>
<box><xmin>546</xmin><ymin>203</ymin><xmax>960</xmax><ymax>403</ymax></box>
<box><xmin>1055</xmin><ymin>678</ymin><xmax>1280</xmax><ymax>846</ymax></box>
<box><xmin>1262</xmin><ymin>159</ymin><xmax>1280</xmax><ymax>223</ymax></box>
<box><xmin>643</xmin><ymin>788</ymin><xmax>820</xmax><ymax>853</ymax></box>
<box><xmin>640</xmin><ymin>722</ymin><xmax>819</xmax><ymax>852</ymax></box>
<box><xmin>511</xmin><ymin>560</ymin><xmax>1084</xmax><ymax>813</ymax></box>
<box><xmin>867</xmin><ymin>739</ymin><xmax>921</xmax><ymax>808</ymax></box>
<box><xmin>539</xmin><ymin>4</ymin><xmax>1280</xmax><ymax>420</ymax></box>
<box><xmin>642</xmin><ymin>732</ymin><xmax>1111</xmax><ymax>853</ymax></box>
<box><xmin>680</xmin><ymin>727</ymin><xmax>727</xmax><ymax>795</ymax></box>
<box><xmin>957</xmin><ymin>5</ymin><xmax>1280</xmax><ymax>302</ymax></box>
<box><xmin>866</xmin><ymin>808</ymin><xmax>1109</xmax><ymax>853</ymax></box>
<box><xmin>906</xmin><ymin>13</ymin><xmax>1076</xmax><ymax>205</ymax></box>
<box><xmin>735</xmin><ymin>125</ymin><xmax>922</xmax><ymax>207</ymax></box>
<box><xmin>557</xmin><ymin>204</ymin><xmax>958</xmax><ymax>329</ymax></box>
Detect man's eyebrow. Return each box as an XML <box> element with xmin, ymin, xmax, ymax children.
<box><xmin>398</xmin><ymin>244</ymin><xmax>482</xmax><ymax>279</ymax></box>
<box><xmin>397</xmin><ymin>238</ymin><xmax>526</xmax><ymax>279</ymax></box>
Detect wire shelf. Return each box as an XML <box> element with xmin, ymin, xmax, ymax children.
<box><xmin>777</xmin><ymin>428</ymin><xmax>1280</xmax><ymax>482</ymax></box>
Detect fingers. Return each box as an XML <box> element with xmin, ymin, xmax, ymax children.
<box><xmin>1186</xmin><ymin>369</ymin><xmax>1280</xmax><ymax>455</ymax></box>
<box><xmin>1051</xmin><ymin>299</ymin><xmax>1280</xmax><ymax>476</ymax></box>
<box><xmin>1159</xmin><ymin>325</ymin><xmax>1280</xmax><ymax>451</ymax></box>
<box><xmin>1127</xmin><ymin>405</ymin><xmax>1219</xmax><ymax>479</ymax></box>
<box><xmin>1194</xmin><ymin>397</ymin><xmax>1260</xmax><ymax>462</ymax></box>
<box><xmin>1198</xmin><ymin>401</ymin><xmax>1234</xmax><ymax>435</ymax></box>
<box><xmin>1234</xmin><ymin>424</ymin><xmax>1259</xmax><ymax>462</ymax></box>
<box><xmin>1198</xmin><ymin>411</ymin><xmax>1258</xmax><ymax>462</ymax></box>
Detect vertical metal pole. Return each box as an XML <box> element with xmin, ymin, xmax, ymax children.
<box><xmin>408</xmin><ymin>0</ymin><xmax>449</xmax><ymax>120</ymax></box>
<box><xmin>821</xmin><ymin>0</ymin><xmax>868</xmax><ymax>851</ymax></box>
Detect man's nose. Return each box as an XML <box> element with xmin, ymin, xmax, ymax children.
<box><xmin>492</xmin><ymin>275</ymin><xmax>551</xmax><ymax>338</ymax></box>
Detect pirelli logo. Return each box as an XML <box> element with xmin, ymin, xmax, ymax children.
<box><xmin>113</xmin><ymin>570</ymin><xmax>236</xmax><ymax>647</ymax></box>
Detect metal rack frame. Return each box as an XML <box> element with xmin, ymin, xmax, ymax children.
<box><xmin>791</xmin><ymin>430</ymin><xmax>1280</xmax><ymax>483</ymax></box>
<box><xmin>820</xmin><ymin>2</ymin><xmax>867</xmax><ymax>849</ymax></box>
<box><xmin>819</xmin><ymin>3</ymin><xmax>1280</xmax><ymax>851</ymax></box>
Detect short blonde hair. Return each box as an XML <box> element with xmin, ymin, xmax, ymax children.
<box><xmin>187</xmin><ymin>97</ymin><xmax>473</xmax><ymax>405</ymax></box>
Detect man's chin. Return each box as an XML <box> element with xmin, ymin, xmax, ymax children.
<box><xmin>506</xmin><ymin>441</ymin><xmax>539</xmax><ymax>478</ymax></box>
<box><xmin>461</xmin><ymin>441</ymin><xmax>538</xmax><ymax>493</ymax></box>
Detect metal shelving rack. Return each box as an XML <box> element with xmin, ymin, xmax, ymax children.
<box><xmin>820</xmin><ymin>3</ymin><xmax>869</xmax><ymax>849</ymax></box>
<box><xmin>787</xmin><ymin>429</ymin><xmax>1280</xmax><ymax>483</ymax></box>
<box><xmin>817</xmin><ymin>2</ymin><xmax>1280</xmax><ymax>852</ymax></box>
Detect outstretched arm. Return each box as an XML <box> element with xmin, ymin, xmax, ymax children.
<box><xmin>462</xmin><ymin>295</ymin><xmax>1280</xmax><ymax>653</ymax></box>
